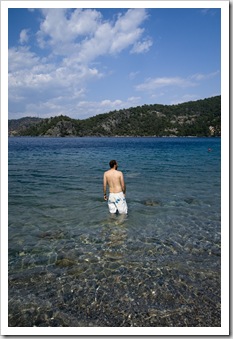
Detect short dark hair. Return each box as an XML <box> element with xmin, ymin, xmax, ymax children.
<box><xmin>109</xmin><ymin>160</ymin><xmax>117</xmax><ymax>168</ymax></box>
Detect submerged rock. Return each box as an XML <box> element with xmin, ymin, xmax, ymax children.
<box><xmin>39</xmin><ymin>230</ymin><xmax>65</xmax><ymax>240</ymax></box>
<box><xmin>184</xmin><ymin>197</ymin><xmax>198</xmax><ymax>205</ymax></box>
<box><xmin>55</xmin><ymin>258</ymin><xmax>76</xmax><ymax>267</ymax></box>
<box><xmin>143</xmin><ymin>200</ymin><xmax>161</xmax><ymax>207</ymax></box>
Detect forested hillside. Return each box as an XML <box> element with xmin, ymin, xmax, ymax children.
<box><xmin>8</xmin><ymin>96</ymin><xmax>221</xmax><ymax>137</ymax></box>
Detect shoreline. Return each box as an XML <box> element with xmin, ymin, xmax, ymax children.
<box><xmin>8</xmin><ymin>135</ymin><xmax>221</xmax><ymax>138</ymax></box>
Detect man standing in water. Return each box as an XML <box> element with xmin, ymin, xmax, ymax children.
<box><xmin>103</xmin><ymin>160</ymin><xmax>128</xmax><ymax>214</ymax></box>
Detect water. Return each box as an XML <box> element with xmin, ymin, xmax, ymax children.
<box><xmin>8</xmin><ymin>137</ymin><xmax>221</xmax><ymax>327</ymax></box>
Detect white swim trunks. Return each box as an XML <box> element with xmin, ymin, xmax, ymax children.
<box><xmin>108</xmin><ymin>192</ymin><xmax>128</xmax><ymax>214</ymax></box>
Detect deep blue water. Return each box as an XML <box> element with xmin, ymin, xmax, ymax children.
<box><xmin>8</xmin><ymin>137</ymin><xmax>221</xmax><ymax>327</ymax></box>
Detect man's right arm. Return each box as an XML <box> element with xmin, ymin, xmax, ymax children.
<box><xmin>103</xmin><ymin>173</ymin><xmax>108</xmax><ymax>200</ymax></box>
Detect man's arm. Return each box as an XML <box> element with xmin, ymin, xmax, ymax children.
<box><xmin>120</xmin><ymin>172</ymin><xmax>126</xmax><ymax>194</ymax></box>
<box><xmin>103</xmin><ymin>173</ymin><xmax>108</xmax><ymax>200</ymax></box>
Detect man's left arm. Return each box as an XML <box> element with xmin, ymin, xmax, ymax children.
<box><xmin>120</xmin><ymin>172</ymin><xmax>126</xmax><ymax>195</ymax></box>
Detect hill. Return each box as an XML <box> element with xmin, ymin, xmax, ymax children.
<box><xmin>8</xmin><ymin>117</ymin><xmax>43</xmax><ymax>136</ymax></box>
<box><xmin>8</xmin><ymin>96</ymin><xmax>221</xmax><ymax>137</ymax></box>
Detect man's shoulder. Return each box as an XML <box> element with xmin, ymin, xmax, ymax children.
<box><xmin>116</xmin><ymin>170</ymin><xmax>123</xmax><ymax>177</ymax></box>
<box><xmin>104</xmin><ymin>169</ymin><xmax>111</xmax><ymax>175</ymax></box>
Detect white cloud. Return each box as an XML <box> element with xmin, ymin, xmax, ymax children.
<box><xmin>128</xmin><ymin>96</ymin><xmax>141</xmax><ymax>103</ymax></box>
<box><xmin>8</xmin><ymin>46</ymin><xmax>40</xmax><ymax>72</ymax></box>
<box><xmin>36</xmin><ymin>8</ymin><xmax>151</xmax><ymax>61</ymax></box>
<box><xmin>19</xmin><ymin>29</ymin><xmax>30</xmax><ymax>44</ymax></box>
<box><xmin>110</xmin><ymin>8</ymin><xmax>149</xmax><ymax>54</ymax></box>
<box><xmin>37</xmin><ymin>8</ymin><xmax>102</xmax><ymax>52</ymax></box>
<box><xmin>114</xmin><ymin>9</ymin><xmax>147</xmax><ymax>32</ymax></box>
<box><xmin>128</xmin><ymin>71</ymin><xmax>140</xmax><ymax>80</ymax></box>
<box><xmin>135</xmin><ymin>76</ymin><xmax>196</xmax><ymax>91</ymax></box>
<box><xmin>135</xmin><ymin>71</ymin><xmax>220</xmax><ymax>93</ymax></box>
<box><xmin>130</xmin><ymin>38</ymin><xmax>153</xmax><ymax>54</ymax></box>
<box><xmin>190</xmin><ymin>71</ymin><xmax>220</xmax><ymax>81</ymax></box>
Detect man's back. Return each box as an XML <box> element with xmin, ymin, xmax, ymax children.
<box><xmin>104</xmin><ymin>169</ymin><xmax>124</xmax><ymax>193</ymax></box>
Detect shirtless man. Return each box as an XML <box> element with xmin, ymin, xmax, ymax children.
<box><xmin>103</xmin><ymin>160</ymin><xmax>128</xmax><ymax>214</ymax></box>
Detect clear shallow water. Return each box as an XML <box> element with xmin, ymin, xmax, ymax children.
<box><xmin>8</xmin><ymin>137</ymin><xmax>221</xmax><ymax>327</ymax></box>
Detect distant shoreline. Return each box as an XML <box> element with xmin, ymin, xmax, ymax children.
<box><xmin>8</xmin><ymin>135</ymin><xmax>221</xmax><ymax>138</ymax></box>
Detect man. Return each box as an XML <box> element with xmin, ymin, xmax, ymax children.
<box><xmin>103</xmin><ymin>160</ymin><xmax>128</xmax><ymax>214</ymax></box>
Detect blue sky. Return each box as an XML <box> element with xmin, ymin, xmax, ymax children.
<box><xmin>8</xmin><ymin>5</ymin><xmax>221</xmax><ymax>120</ymax></box>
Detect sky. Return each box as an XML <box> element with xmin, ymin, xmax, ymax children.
<box><xmin>8</xmin><ymin>5</ymin><xmax>221</xmax><ymax>120</ymax></box>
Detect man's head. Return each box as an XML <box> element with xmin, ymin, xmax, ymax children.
<box><xmin>109</xmin><ymin>160</ymin><xmax>118</xmax><ymax>169</ymax></box>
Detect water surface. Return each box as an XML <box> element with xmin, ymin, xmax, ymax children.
<box><xmin>8</xmin><ymin>137</ymin><xmax>221</xmax><ymax>327</ymax></box>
